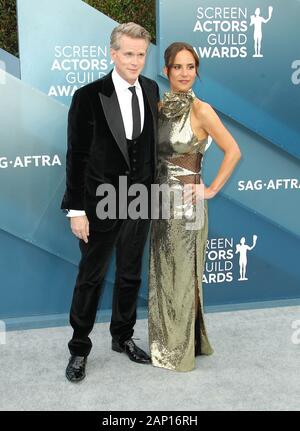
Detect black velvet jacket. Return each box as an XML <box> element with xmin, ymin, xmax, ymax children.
<box><xmin>61</xmin><ymin>71</ymin><xmax>159</xmax><ymax>231</ymax></box>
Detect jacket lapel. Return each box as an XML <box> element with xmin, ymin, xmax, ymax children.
<box><xmin>139</xmin><ymin>76</ymin><xmax>158</xmax><ymax>173</ymax></box>
<box><xmin>98</xmin><ymin>72</ymin><xmax>130</xmax><ymax>169</ymax></box>
<box><xmin>139</xmin><ymin>76</ymin><xmax>156</xmax><ymax>124</ymax></box>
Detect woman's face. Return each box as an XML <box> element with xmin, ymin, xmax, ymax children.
<box><xmin>165</xmin><ymin>49</ymin><xmax>197</xmax><ymax>93</ymax></box>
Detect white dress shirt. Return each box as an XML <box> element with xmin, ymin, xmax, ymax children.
<box><xmin>67</xmin><ymin>68</ymin><xmax>145</xmax><ymax>218</ymax></box>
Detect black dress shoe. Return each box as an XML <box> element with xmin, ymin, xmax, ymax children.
<box><xmin>65</xmin><ymin>355</ymin><xmax>87</xmax><ymax>382</ymax></box>
<box><xmin>112</xmin><ymin>338</ymin><xmax>151</xmax><ymax>364</ymax></box>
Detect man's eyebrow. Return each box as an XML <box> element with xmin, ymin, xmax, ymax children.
<box><xmin>123</xmin><ymin>50</ymin><xmax>146</xmax><ymax>54</ymax></box>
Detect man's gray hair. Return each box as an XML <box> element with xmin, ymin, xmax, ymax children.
<box><xmin>110</xmin><ymin>22</ymin><xmax>151</xmax><ymax>50</ymax></box>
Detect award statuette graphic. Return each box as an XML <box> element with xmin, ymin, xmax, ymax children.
<box><xmin>236</xmin><ymin>235</ymin><xmax>258</xmax><ymax>281</ymax></box>
<box><xmin>250</xmin><ymin>6</ymin><xmax>273</xmax><ymax>57</ymax></box>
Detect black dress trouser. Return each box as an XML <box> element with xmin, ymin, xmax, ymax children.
<box><xmin>68</xmin><ymin>216</ymin><xmax>150</xmax><ymax>357</ymax></box>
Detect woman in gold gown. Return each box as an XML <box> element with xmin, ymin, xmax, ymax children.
<box><xmin>148</xmin><ymin>42</ymin><xmax>242</xmax><ymax>372</ymax></box>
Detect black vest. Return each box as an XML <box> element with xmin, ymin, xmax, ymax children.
<box><xmin>126</xmin><ymin>87</ymin><xmax>154</xmax><ymax>186</ymax></box>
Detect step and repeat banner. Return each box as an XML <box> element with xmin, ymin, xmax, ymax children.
<box><xmin>0</xmin><ymin>0</ymin><xmax>299</xmax><ymax>324</ymax></box>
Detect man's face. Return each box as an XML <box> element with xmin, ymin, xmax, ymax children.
<box><xmin>110</xmin><ymin>35</ymin><xmax>148</xmax><ymax>84</ymax></box>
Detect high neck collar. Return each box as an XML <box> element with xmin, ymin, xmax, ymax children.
<box><xmin>161</xmin><ymin>89</ymin><xmax>196</xmax><ymax>118</ymax></box>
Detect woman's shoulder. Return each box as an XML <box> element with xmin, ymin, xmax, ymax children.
<box><xmin>192</xmin><ymin>98</ymin><xmax>217</xmax><ymax>126</ymax></box>
<box><xmin>158</xmin><ymin>100</ymin><xmax>164</xmax><ymax>112</ymax></box>
<box><xmin>192</xmin><ymin>98</ymin><xmax>213</xmax><ymax>116</ymax></box>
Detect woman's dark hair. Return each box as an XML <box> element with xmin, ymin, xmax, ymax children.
<box><xmin>164</xmin><ymin>42</ymin><xmax>200</xmax><ymax>77</ymax></box>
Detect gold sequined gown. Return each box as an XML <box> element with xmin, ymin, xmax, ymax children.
<box><xmin>148</xmin><ymin>90</ymin><xmax>213</xmax><ymax>372</ymax></box>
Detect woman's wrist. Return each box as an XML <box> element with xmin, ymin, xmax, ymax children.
<box><xmin>207</xmin><ymin>186</ymin><xmax>218</xmax><ymax>198</ymax></box>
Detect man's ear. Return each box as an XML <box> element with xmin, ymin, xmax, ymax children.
<box><xmin>163</xmin><ymin>66</ymin><xmax>168</xmax><ymax>78</ymax></box>
<box><xmin>110</xmin><ymin>48</ymin><xmax>116</xmax><ymax>62</ymax></box>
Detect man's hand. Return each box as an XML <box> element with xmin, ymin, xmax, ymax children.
<box><xmin>70</xmin><ymin>215</ymin><xmax>89</xmax><ymax>243</ymax></box>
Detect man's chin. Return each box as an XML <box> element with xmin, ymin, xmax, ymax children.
<box><xmin>126</xmin><ymin>73</ymin><xmax>139</xmax><ymax>83</ymax></box>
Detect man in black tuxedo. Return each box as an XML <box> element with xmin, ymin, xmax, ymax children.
<box><xmin>61</xmin><ymin>22</ymin><xmax>159</xmax><ymax>382</ymax></box>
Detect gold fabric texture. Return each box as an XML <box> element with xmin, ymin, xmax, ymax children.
<box><xmin>148</xmin><ymin>90</ymin><xmax>214</xmax><ymax>372</ymax></box>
